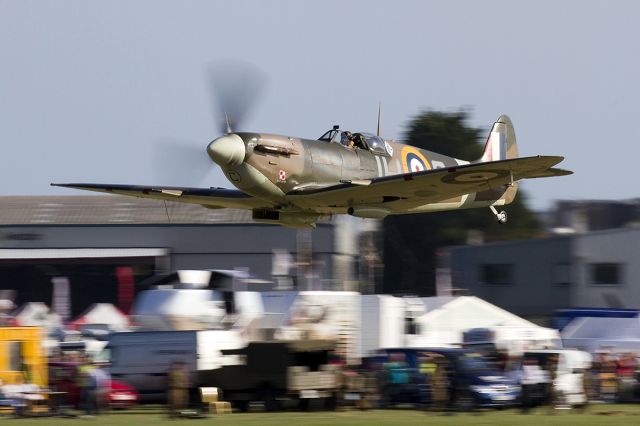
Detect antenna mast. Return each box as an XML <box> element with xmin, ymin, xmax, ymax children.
<box><xmin>376</xmin><ymin>102</ymin><xmax>381</xmax><ymax>137</ymax></box>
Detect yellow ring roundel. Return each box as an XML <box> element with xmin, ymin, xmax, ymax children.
<box><xmin>401</xmin><ymin>146</ymin><xmax>431</xmax><ymax>173</ymax></box>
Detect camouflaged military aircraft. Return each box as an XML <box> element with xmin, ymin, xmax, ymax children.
<box><xmin>52</xmin><ymin>115</ymin><xmax>571</xmax><ymax>228</ymax></box>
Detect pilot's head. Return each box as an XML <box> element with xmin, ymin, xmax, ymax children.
<box><xmin>344</xmin><ymin>131</ymin><xmax>353</xmax><ymax>139</ymax></box>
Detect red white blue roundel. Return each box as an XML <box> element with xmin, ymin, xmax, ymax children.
<box><xmin>401</xmin><ymin>146</ymin><xmax>431</xmax><ymax>173</ymax></box>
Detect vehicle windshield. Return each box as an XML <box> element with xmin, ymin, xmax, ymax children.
<box><xmin>459</xmin><ymin>353</ymin><xmax>494</xmax><ymax>374</ymax></box>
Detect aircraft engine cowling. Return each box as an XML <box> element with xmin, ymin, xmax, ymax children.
<box><xmin>347</xmin><ymin>207</ymin><xmax>390</xmax><ymax>219</ymax></box>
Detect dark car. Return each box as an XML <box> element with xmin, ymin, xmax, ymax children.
<box><xmin>378</xmin><ymin>347</ymin><xmax>520</xmax><ymax>409</ymax></box>
<box><xmin>48</xmin><ymin>362</ymin><xmax>138</xmax><ymax>409</ymax></box>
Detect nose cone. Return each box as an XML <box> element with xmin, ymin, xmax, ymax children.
<box><xmin>207</xmin><ymin>134</ymin><xmax>246</xmax><ymax>167</ymax></box>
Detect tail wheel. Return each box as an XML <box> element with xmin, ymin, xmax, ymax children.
<box><xmin>490</xmin><ymin>206</ymin><xmax>508</xmax><ymax>224</ymax></box>
<box><xmin>496</xmin><ymin>210</ymin><xmax>508</xmax><ymax>224</ymax></box>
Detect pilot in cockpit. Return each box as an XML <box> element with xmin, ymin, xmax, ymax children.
<box><xmin>342</xmin><ymin>131</ymin><xmax>356</xmax><ymax>149</ymax></box>
<box><xmin>352</xmin><ymin>133</ymin><xmax>367</xmax><ymax>149</ymax></box>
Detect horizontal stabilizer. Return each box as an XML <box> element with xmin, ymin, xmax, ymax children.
<box><xmin>524</xmin><ymin>167</ymin><xmax>573</xmax><ymax>179</ymax></box>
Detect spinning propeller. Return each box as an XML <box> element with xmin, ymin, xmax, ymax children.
<box><xmin>153</xmin><ymin>61</ymin><xmax>267</xmax><ymax>184</ymax></box>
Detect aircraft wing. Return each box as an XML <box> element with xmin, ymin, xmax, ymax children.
<box><xmin>287</xmin><ymin>155</ymin><xmax>571</xmax><ymax>211</ymax></box>
<box><xmin>50</xmin><ymin>183</ymin><xmax>273</xmax><ymax>210</ymax></box>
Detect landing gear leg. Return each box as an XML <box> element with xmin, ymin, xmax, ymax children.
<box><xmin>490</xmin><ymin>206</ymin><xmax>508</xmax><ymax>224</ymax></box>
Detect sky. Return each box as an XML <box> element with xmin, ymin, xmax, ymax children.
<box><xmin>1</xmin><ymin>0</ymin><xmax>639</xmax><ymax>211</ymax></box>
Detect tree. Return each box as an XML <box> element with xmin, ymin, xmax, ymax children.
<box><xmin>382</xmin><ymin>110</ymin><xmax>540</xmax><ymax>296</ymax></box>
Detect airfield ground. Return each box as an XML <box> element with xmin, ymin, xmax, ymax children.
<box><xmin>10</xmin><ymin>405</ymin><xmax>640</xmax><ymax>426</ymax></box>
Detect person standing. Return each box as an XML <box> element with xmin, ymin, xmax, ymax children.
<box><xmin>78</xmin><ymin>357</ymin><xmax>98</xmax><ymax>417</ymax></box>
<box><xmin>167</xmin><ymin>361</ymin><xmax>189</xmax><ymax>418</ymax></box>
<box><xmin>521</xmin><ymin>358</ymin><xmax>543</xmax><ymax>413</ymax></box>
<box><xmin>92</xmin><ymin>362</ymin><xmax>111</xmax><ymax>413</ymax></box>
<box><xmin>545</xmin><ymin>355</ymin><xmax>559</xmax><ymax>414</ymax></box>
<box><xmin>431</xmin><ymin>356</ymin><xmax>449</xmax><ymax>414</ymax></box>
<box><xmin>419</xmin><ymin>354</ymin><xmax>436</xmax><ymax>412</ymax></box>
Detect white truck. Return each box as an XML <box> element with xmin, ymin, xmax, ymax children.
<box><xmin>265</xmin><ymin>291</ymin><xmax>408</xmax><ymax>363</ymax></box>
<box><xmin>108</xmin><ymin>329</ymin><xmax>244</xmax><ymax>401</ymax></box>
<box><xmin>360</xmin><ymin>295</ymin><xmax>405</xmax><ymax>357</ymax></box>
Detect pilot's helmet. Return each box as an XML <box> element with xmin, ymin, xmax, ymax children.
<box><xmin>343</xmin><ymin>131</ymin><xmax>353</xmax><ymax>139</ymax></box>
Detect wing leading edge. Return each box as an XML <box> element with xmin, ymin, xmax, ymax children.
<box><xmin>50</xmin><ymin>183</ymin><xmax>273</xmax><ymax>210</ymax></box>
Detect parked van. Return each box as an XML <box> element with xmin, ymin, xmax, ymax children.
<box><xmin>107</xmin><ymin>330</ymin><xmax>244</xmax><ymax>401</ymax></box>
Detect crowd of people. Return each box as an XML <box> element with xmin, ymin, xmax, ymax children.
<box><xmin>0</xmin><ymin>354</ymin><xmax>112</xmax><ymax>418</ymax></box>
<box><xmin>331</xmin><ymin>348</ymin><xmax>640</xmax><ymax>414</ymax></box>
<box><xmin>2</xmin><ymin>348</ymin><xmax>640</xmax><ymax>417</ymax></box>
<box><xmin>587</xmin><ymin>352</ymin><xmax>640</xmax><ymax>403</ymax></box>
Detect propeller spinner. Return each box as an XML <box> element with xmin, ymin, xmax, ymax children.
<box><xmin>207</xmin><ymin>133</ymin><xmax>246</xmax><ymax>167</ymax></box>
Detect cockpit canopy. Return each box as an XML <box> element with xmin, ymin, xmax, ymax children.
<box><xmin>317</xmin><ymin>128</ymin><xmax>341</xmax><ymax>143</ymax></box>
<box><xmin>359</xmin><ymin>132</ymin><xmax>391</xmax><ymax>156</ymax></box>
<box><xmin>317</xmin><ymin>129</ymin><xmax>392</xmax><ymax>156</ymax></box>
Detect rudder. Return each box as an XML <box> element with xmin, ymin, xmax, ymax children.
<box><xmin>479</xmin><ymin>115</ymin><xmax>518</xmax><ymax>163</ymax></box>
<box><xmin>478</xmin><ymin>115</ymin><xmax>519</xmax><ymax>205</ymax></box>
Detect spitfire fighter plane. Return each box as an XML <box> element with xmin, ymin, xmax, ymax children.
<box><xmin>52</xmin><ymin>114</ymin><xmax>571</xmax><ymax>227</ymax></box>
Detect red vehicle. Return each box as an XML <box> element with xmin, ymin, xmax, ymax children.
<box><xmin>48</xmin><ymin>362</ymin><xmax>138</xmax><ymax>409</ymax></box>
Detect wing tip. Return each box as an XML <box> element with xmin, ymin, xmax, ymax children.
<box><xmin>51</xmin><ymin>183</ymin><xmax>82</xmax><ymax>189</ymax></box>
<box><xmin>550</xmin><ymin>168</ymin><xmax>573</xmax><ymax>176</ymax></box>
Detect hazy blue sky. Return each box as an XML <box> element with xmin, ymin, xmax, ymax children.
<box><xmin>1</xmin><ymin>0</ymin><xmax>638</xmax><ymax>210</ymax></box>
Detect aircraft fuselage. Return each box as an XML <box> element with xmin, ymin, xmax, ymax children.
<box><xmin>219</xmin><ymin>132</ymin><xmax>515</xmax><ymax>215</ymax></box>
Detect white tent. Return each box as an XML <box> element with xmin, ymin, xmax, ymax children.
<box><xmin>410</xmin><ymin>296</ymin><xmax>561</xmax><ymax>354</ymax></box>
<box><xmin>70</xmin><ymin>303</ymin><xmax>130</xmax><ymax>332</ymax></box>
<box><xmin>12</xmin><ymin>302</ymin><xmax>62</xmax><ymax>330</ymax></box>
<box><xmin>562</xmin><ymin>316</ymin><xmax>640</xmax><ymax>352</ymax></box>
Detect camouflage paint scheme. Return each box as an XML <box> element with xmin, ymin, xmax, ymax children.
<box><xmin>53</xmin><ymin>115</ymin><xmax>571</xmax><ymax>227</ymax></box>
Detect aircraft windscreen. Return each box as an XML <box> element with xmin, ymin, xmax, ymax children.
<box><xmin>360</xmin><ymin>133</ymin><xmax>391</xmax><ymax>155</ymax></box>
<box><xmin>317</xmin><ymin>129</ymin><xmax>340</xmax><ymax>142</ymax></box>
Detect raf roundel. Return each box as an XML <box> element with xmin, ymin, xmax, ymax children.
<box><xmin>401</xmin><ymin>146</ymin><xmax>431</xmax><ymax>173</ymax></box>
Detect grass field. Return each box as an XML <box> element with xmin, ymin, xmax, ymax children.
<box><xmin>5</xmin><ymin>405</ymin><xmax>640</xmax><ymax>426</ymax></box>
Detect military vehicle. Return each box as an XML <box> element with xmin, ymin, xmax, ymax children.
<box><xmin>198</xmin><ymin>339</ymin><xmax>339</xmax><ymax>411</ymax></box>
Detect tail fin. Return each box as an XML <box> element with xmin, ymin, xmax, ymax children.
<box><xmin>479</xmin><ymin>115</ymin><xmax>519</xmax><ymax>205</ymax></box>
<box><xmin>479</xmin><ymin>115</ymin><xmax>518</xmax><ymax>163</ymax></box>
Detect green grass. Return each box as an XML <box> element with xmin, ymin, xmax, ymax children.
<box><xmin>6</xmin><ymin>405</ymin><xmax>640</xmax><ymax>426</ymax></box>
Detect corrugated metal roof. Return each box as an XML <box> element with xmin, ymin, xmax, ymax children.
<box><xmin>0</xmin><ymin>195</ymin><xmax>256</xmax><ymax>225</ymax></box>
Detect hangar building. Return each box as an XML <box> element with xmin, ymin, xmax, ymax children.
<box><xmin>444</xmin><ymin>226</ymin><xmax>640</xmax><ymax>321</ymax></box>
<box><xmin>0</xmin><ymin>196</ymin><xmax>360</xmax><ymax>317</ymax></box>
